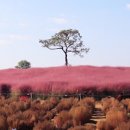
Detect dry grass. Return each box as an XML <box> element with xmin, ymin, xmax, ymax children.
<box><xmin>0</xmin><ymin>96</ymin><xmax>129</xmax><ymax>130</ymax></box>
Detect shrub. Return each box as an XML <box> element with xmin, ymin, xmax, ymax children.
<box><xmin>101</xmin><ymin>97</ymin><xmax>124</xmax><ymax>114</ymax></box>
<box><xmin>49</xmin><ymin>97</ymin><xmax>59</xmax><ymax>106</ymax></box>
<box><xmin>121</xmin><ymin>98</ymin><xmax>130</xmax><ymax>112</ymax></box>
<box><xmin>36</xmin><ymin>110</ymin><xmax>46</xmax><ymax>122</ymax></box>
<box><xmin>68</xmin><ymin>126</ymin><xmax>87</xmax><ymax>130</ymax></box>
<box><xmin>106</xmin><ymin>109</ymin><xmax>128</xmax><ymax>129</ymax></box>
<box><xmin>43</xmin><ymin>111</ymin><xmax>54</xmax><ymax>120</ymax></box>
<box><xmin>56</xmin><ymin>98</ymin><xmax>76</xmax><ymax>112</ymax></box>
<box><xmin>79</xmin><ymin>97</ymin><xmax>95</xmax><ymax>106</ymax></box>
<box><xmin>68</xmin><ymin>125</ymin><xmax>96</xmax><ymax>130</ymax></box>
<box><xmin>15</xmin><ymin>101</ymin><xmax>28</xmax><ymax>112</ymax></box>
<box><xmin>114</xmin><ymin>121</ymin><xmax>130</xmax><ymax>130</ymax></box>
<box><xmin>50</xmin><ymin>108</ymin><xmax>58</xmax><ymax>116</ymax></box>
<box><xmin>53</xmin><ymin>110</ymin><xmax>72</xmax><ymax>129</ymax></box>
<box><xmin>7</xmin><ymin>112</ymin><xmax>23</xmax><ymax>129</ymax></box>
<box><xmin>78</xmin><ymin>97</ymin><xmax>95</xmax><ymax>111</ymax></box>
<box><xmin>69</xmin><ymin>105</ymin><xmax>92</xmax><ymax>126</ymax></box>
<box><xmin>7</xmin><ymin>111</ymin><xmax>35</xmax><ymax>130</ymax></box>
<box><xmin>40</xmin><ymin>101</ymin><xmax>54</xmax><ymax>111</ymax></box>
<box><xmin>84</xmin><ymin>124</ymin><xmax>96</xmax><ymax>130</ymax></box>
<box><xmin>22</xmin><ymin>110</ymin><xmax>37</xmax><ymax>124</ymax></box>
<box><xmin>96</xmin><ymin>121</ymin><xmax>110</xmax><ymax>130</ymax></box>
<box><xmin>33</xmin><ymin>120</ymin><xmax>55</xmax><ymax>130</ymax></box>
<box><xmin>0</xmin><ymin>116</ymin><xmax>8</xmax><ymax>130</ymax></box>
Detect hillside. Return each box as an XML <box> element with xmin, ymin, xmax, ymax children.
<box><xmin>0</xmin><ymin>66</ymin><xmax>130</xmax><ymax>94</ymax></box>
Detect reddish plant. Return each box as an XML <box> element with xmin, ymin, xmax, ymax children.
<box><xmin>33</xmin><ymin>120</ymin><xmax>55</xmax><ymax>130</ymax></box>
<box><xmin>68</xmin><ymin>126</ymin><xmax>87</xmax><ymax>130</ymax></box>
<box><xmin>0</xmin><ymin>115</ymin><xmax>8</xmax><ymax>130</ymax></box>
<box><xmin>101</xmin><ymin>97</ymin><xmax>124</xmax><ymax>114</ymax></box>
<box><xmin>56</xmin><ymin>98</ymin><xmax>75</xmax><ymax>112</ymax></box>
<box><xmin>69</xmin><ymin>105</ymin><xmax>92</xmax><ymax>126</ymax></box>
<box><xmin>121</xmin><ymin>98</ymin><xmax>130</xmax><ymax>112</ymax></box>
<box><xmin>105</xmin><ymin>109</ymin><xmax>128</xmax><ymax>129</ymax></box>
<box><xmin>53</xmin><ymin>110</ymin><xmax>72</xmax><ymax>129</ymax></box>
<box><xmin>96</xmin><ymin>121</ymin><xmax>111</xmax><ymax>130</ymax></box>
<box><xmin>68</xmin><ymin>125</ymin><xmax>96</xmax><ymax>130</ymax></box>
<box><xmin>114</xmin><ymin>121</ymin><xmax>130</xmax><ymax>130</ymax></box>
<box><xmin>84</xmin><ymin>124</ymin><xmax>96</xmax><ymax>130</ymax></box>
<box><xmin>49</xmin><ymin>97</ymin><xmax>59</xmax><ymax>106</ymax></box>
<box><xmin>43</xmin><ymin>111</ymin><xmax>55</xmax><ymax>120</ymax></box>
<box><xmin>78</xmin><ymin>97</ymin><xmax>95</xmax><ymax>111</ymax></box>
<box><xmin>0</xmin><ymin>66</ymin><xmax>130</xmax><ymax>94</ymax></box>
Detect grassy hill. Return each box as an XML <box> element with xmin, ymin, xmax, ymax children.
<box><xmin>0</xmin><ymin>66</ymin><xmax>130</xmax><ymax>95</ymax></box>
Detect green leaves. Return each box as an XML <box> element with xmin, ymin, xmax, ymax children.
<box><xmin>39</xmin><ymin>29</ymin><xmax>89</xmax><ymax>66</ymax></box>
<box><xmin>15</xmin><ymin>60</ymin><xmax>31</xmax><ymax>69</ymax></box>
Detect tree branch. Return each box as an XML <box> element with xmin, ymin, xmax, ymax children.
<box><xmin>45</xmin><ymin>46</ymin><xmax>63</xmax><ymax>50</ymax></box>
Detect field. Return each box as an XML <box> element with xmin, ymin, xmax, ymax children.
<box><xmin>0</xmin><ymin>65</ymin><xmax>130</xmax><ymax>96</ymax></box>
<box><xmin>0</xmin><ymin>96</ymin><xmax>130</xmax><ymax>130</ymax></box>
<box><xmin>0</xmin><ymin>66</ymin><xmax>130</xmax><ymax>130</ymax></box>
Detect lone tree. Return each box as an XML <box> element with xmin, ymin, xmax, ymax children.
<box><xmin>39</xmin><ymin>29</ymin><xmax>89</xmax><ymax>66</ymax></box>
<box><xmin>15</xmin><ymin>60</ymin><xmax>31</xmax><ymax>69</ymax></box>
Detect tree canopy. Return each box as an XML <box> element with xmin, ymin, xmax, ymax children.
<box><xmin>39</xmin><ymin>29</ymin><xmax>89</xmax><ymax>66</ymax></box>
<box><xmin>15</xmin><ymin>60</ymin><xmax>31</xmax><ymax>69</ymax></box>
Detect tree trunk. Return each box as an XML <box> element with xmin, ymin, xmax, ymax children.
<box><xmin>65</xmin><ymin>52</ymin><xmax>68</xmax><ymax>66</ymax></box>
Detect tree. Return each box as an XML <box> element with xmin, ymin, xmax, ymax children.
<box><xmin>39</xmin><ymin>29</ymin><xmax>89</xmax><ymax>66</ymax></box>
<box><xmin>15</xmin><ymin>60</ymin><xmax>31</xmax><ymax>69</ymax></box>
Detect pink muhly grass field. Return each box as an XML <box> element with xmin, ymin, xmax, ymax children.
<box><xmin>0</xmin><ymin>65</ymin><xmax>130</xmax><ymax>94</ymax></box>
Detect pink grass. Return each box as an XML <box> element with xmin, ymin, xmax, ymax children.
<box><xmin>0</xmin><ymin>66</ymin><xmax>130</xmax><ymax>93</ymax></box>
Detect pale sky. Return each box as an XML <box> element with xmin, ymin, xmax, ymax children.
<box><xmin>0</xmin><ymin>0</ymin><xmax>130</xmax><ymax>69</ymax></box>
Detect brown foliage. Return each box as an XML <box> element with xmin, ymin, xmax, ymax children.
<box><xmin>68</xmin><ymin>124</ymin><xmax>96</xmax><ymax>130</ymax></box>
<box><xmin>69</xmin><ymin>105</ymin><xmax>92</xmax><ymax>126</ymax></box>
<box><xmin>97</xmin><ymin>109</ymin><xmax>128</xmax><ymax>130</ymax></box>
<box><xmin>84</xmin><ymin>124</ymin><xmax>96</xmax><ymax>130</ymax></box>
<box><xmin>121</xmin><ymin>98</ymin><xmax>130</xmax><ymax>112</ymax></box>
<box><xmin>106</xmin><ymin>109</ymin><xmax>128</xmax><ymax>129</ymax></box>
<box><xmin>33</xmin><ymin>120</ymin><xmax>55</xmax><ymax>130</ymax></box>
<box><xmin>43</xmin><ymin>111</ymin><xmax>55</xmax><ymax>120</ymax></box>
<box><xmin>114</xmin><ymin>121</ymin><xmax>130</xmax><ymax>130</ymax></box>
<box><xmin>68</xmin><ymin>126</ymin><xmax>87</xmax><ymax>130</ymax></box>
<box><xmin>0</xmin><ymin>116</ymin><xmax>8</xmax><ymax>130</ymax></box>
<box><xmin>56</xmin><ymin>98</ymin><xmax>77</xmax><ymax>112</ymax></box>
<box><xmin>49</xmin><ymin>97</ymin><xmax>59</xmax><ymax>106</ymax></box>
<box><xmin>22</xmin><ymin>109</ymin><xmax>37</xmax><ymax>125</ymax></box>
<box><xmin>78</xmin><ymin>97</ymin><xmax>95</xmax><ymax>107</ymax></box>
<box><xmin>41</xmin><ymin>101</ymin><xmax>54</xmax><ymax>111</ymax></box>
<box><xmin>101</xmin><ymin>97</ymin><xmax>125</xmax><ymax>114</ymax></box>
<box><xmin>96</xmin><ymin>121</ymin><xmax>111</xmax><ymax>130</ymax></box>
<box><xmin>53</xmin><ymin>110</ymin><xmax>72</xmax><ymax>129</ymax></box>
<box><xmin>2</xmin><ymin>95</ymin><xmax>130</xmax><ymax>130</ymax></box>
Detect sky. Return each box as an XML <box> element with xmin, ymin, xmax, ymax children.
<box><xmin>0</xmin><ymin>0</ymin><xmax>130</xmax><ymax>69</ymax></box>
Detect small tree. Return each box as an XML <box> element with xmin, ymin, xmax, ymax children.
<box><xmin>39</xmin><ymin>29</ymin><xmax>89</xmax><ymax>66</ymax></box>
<box><xmin>15</xmin><ymin>60</ymin><xmax>31</xmax><ymax>69</ymax></box>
